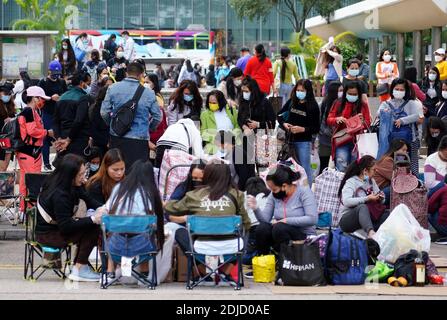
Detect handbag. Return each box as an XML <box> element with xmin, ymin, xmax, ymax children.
<box><xmin>332</xmin><ymin>128</ymin><xmax>353</xmax><ymax>149</ymax></box>
<box><xmin>345</xmin><ymin>114</ymin><xmax>364</xmax><ymax>135</ymax></box>
<box><xmin>269</xmin><ymin>96</ymin><xmax>283</xmax><ymax>115</ymax></box>
<box><xmin>278</xmin><ymin>241</ymin><xmax>326</xmax><ymax>286</ymax></box>
<box><xmin>255</xmin><ymin>127</ymin><xmax>277</xmax><ymax>167</ymax></box>
<box><xmin>277</xmin><ymin>132</ymin><xmax>296</xmax><ymax>162</ymax></box>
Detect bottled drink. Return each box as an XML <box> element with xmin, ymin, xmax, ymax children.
<box><xmin>414</xmin><ymin>252</ymin><xmax>425</xmax><ymax>287</ymax></box>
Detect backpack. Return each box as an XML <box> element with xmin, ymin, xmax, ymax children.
<box><xmin>324</xmin><ymin>228</ymin><xmax>368</xmax><ymax>285</ymax></box>
<box><xmin>0</xmin><ymin>117</ymin><xmax>27</xmax><ymax>152</ymax></box>
<box><xmin>110</xmin><ymin>85</ymin><xmax>145</xmax><ymax>137</ymax></box>
<box><xmin>387</xmin><ymin>101</ymin><xmax>412</xmax><ymax>144</ymax></box>
<box><xmin>83</xmin><ymin>64</ymin><xmax>98</xmax><ymax>83</ymax></box>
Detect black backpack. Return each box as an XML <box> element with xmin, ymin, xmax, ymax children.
<box><xmin>110</xmin><ymin>85</ymin><xmax>145</xmax><ymax>137</ymax></box>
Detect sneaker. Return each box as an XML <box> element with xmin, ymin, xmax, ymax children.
<box><xmin>435</xmin><ymin>237</ymin><xmax>447</xmax><ymax>245</ymax></box>
<box><xmin>44</xmin><ymin>164</ymin><xmax>53</xmax><ymax>172</ymax></box>
<box><xmin>244</xmin><ymin>271</ymin><xmax>254</xmax><ymax>279</ymax></box>
<box><xmin>68</xmin><ymin>265</ymin><xmax>101</xmax><ymax>282</ymax></box>
<box><xmin>218</xmin><ymin>274</ymin><xmax>237</xmax><ymax>287</ymax></box>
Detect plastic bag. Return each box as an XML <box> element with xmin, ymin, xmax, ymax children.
<box><xmin>310</xmin><ymin>146</ymin><xmax>320</xmax><ymax>180</ymax></box>
<box><xmin>373</xmin><ymin>204</ymin><xmax>430</xmax><ymax>264</ymax></box>
<box><xmin>252</xmin><ymin>255</ymin><xmax>276</xmax><ymax>283</ymax></box>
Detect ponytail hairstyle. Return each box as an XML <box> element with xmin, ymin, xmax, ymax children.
<box><xmin>266</xmin><ymin>165</ymin><xmax>301</xmax><ymax>187</ymax></box>
<box><xmin>255</xmin><ymin>44</ymin><xmax>267</xmax><ymax>62</ymax></box>
<box><xmin>338</xmin><ymin>156</ymin><xmax>376</xmax><ymax>198</ymax></box>
<box><xmin>280</xmin><ymin>47</ymin><xmax>291</xmax><ymax>82</ymax></box>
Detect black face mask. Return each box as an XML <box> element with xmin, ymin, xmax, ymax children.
<box><xmin>191</xmin><ymin>180</ymin><xmax>202</xmax><ymax>188</ymax></box>
<box><xmin>272</xmin><ymin>189</ymin><xmax>287</xmax><ymax>200</ymax></box>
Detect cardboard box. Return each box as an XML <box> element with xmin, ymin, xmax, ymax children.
<box><xmin>174</xmin><ymin>245</ymin><xmax>189</xmax><ymax>282</ymax></box>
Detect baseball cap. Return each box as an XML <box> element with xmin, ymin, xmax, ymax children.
<box><xmin>435</xmin><ymin>48</ymin><xmax>446</xmax><ymax>55</ymax></box>
<box><xmin>48</xmin><ymin>60</ymin><xmax>62</xmax><ymax>75</ymax></box>
<box><xmin>26</xmin><ymin>86</ymin><xmax>51</xmax><ymax>100</ymax></box>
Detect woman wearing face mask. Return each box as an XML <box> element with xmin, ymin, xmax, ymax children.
<box><xmin>419</xmin><ymin>67</ymin><xmax>441</xmax><ymax>119</ymax></box>
<box><xmin>167</xmin><ymin>80</ymin><xmax>203</xmax><ymax>126</ymax></box>
<box><xmin>425</xmin><ymin>117</ymin><xmax>447</xmax><ymax>156</ymax></box>
<box><xmin>277</xmin><ymin>79</ymin><xmax>320</xmax><ymax>186</ymax></box>
<box><xmin>217</xmin><ymin>67</ymin><xmax>243</xmax><ymax>108</ymax></box>
<box><xmin>89</xmin><ymin>64</ymin><xmax>112</xmax><ymax>98</ymax></box>
<box><xmin>377</xmin><ymin>79</ymin><xmax>420</xmax><ymax>174</ymax></box>
<box><xmin>86</xmin><ymin>148</ymin><xmax>125</xmax><ymax>205</ymax></box>
<box><xmin>434</xmin><ymin>48</ymin><xmax>447</xmax><ymax>81</ymax></box>
<box><xmin>17</xmin><ymin>87</ymin><xmax>55</xmax><ymax>213</ymax></box>
<box><xmin>425</xmin><ymin>136</ymin><xmax>447</xmax><ymax>195</ymax></box>
<box><xmin>215</xmin><ymin>58</ymin><xmax>232</xmax><ymax>86</ymax></box>
<box><xmin>177</xmin><ymin>60</ymin><xmax>198</xmax><ymax>86</ymax></box>
<box><xmin>244</xmin><ymin>44</ymin><xmax>275</xmax><ymax>96</ymax></box>
<box><xmin>343</xmin><ymin>58</ymin><xmax>369</xmax><ymax>103</ymax></box>
<box><xmin>107</xmin><ymin>46</ymin><xmax>128</xmax><ymax>82</ymax></box>
<box><xmin>376</xmin><ymin>49</ymin><xmax>399</xmax><ymax>102</ymax></box>
<box><xmin>200</xmin><ymin>90</ymin><xmax>240</xmax><ymax>155</ymax></box>
<box><xmin>318</xmin><ymin>81</ymin><xmax>343</xmax><ymax>173</ymax></box>
<box><xmin>0</xmin><ymin>83</ymin><xmax>16</xmax><ymax>170</ymax></box>
<box><xmin>170</xmin><ymin>160</ymin><xmax>207</xmax><ymax>202</ymax></box>
<box><xmin>273</xmin><ymin>47</ymin><xmax>300</xmax><ymax>107</ymax></box>
<box><xmin>57</xmin><ymin>39</ymin><xmax>76</xmax><ymax>77</ymax></box>
<box><xmin>146</xmin><ymin>73</ymin><xmax>168</xmax><ymax>159</ymax></box>
<box><xmin>436</xmin><ymin>81</ymin><xmax>447</xmax><ymax>122</ymax></box>
<box><xmin>338</xmin><ymin>156</ymin><xmax>387</xmax><ymax>239</ymax></box>
<box><xmin>327</xmin><ymin>81</ymin><xmax>371</xmax><ymax>172</ymax></box>
<box><xmin>74</xmin><ymin>33</ymin><xmax>90</xmax><ymax>72</ymax></box>
<box><xmin>246</xmin><ymin>165</ymin><xmax>318</xmax><ymax>255</ymax></box>
<box><xmin>82</xmin><ymin>50</ymin><xmax>103</xmax><ymax>83</ymax></box>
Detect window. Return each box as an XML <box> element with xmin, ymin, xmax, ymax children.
<box><xmin>124</xmin><ymin>1</ymin><xmax>141</xmax><ymax>28</ymax></box>
<box><xmin>90</xmin><ymin>0</ymin><xmax>106</xmax><ymax>29</ymax></box>
<box><xmin>160</xmin><ymin>38</ymin><xmax>176</xmax><ymax>49</ymax></box>
<box><xmin>142</xmin><ymin>0</ymin><xmax>158</xmax><ymax>29</ymax></box>
<box><xmin>176</xmin><ymin>0</ymin><xmax>192</xmax><ymax>30</ymax></box>
<box><xmin>159</xmin><ymin>0</ymin><xmax>175</xmax><ymax>29</ymax></box>
<box><xmin>179</xmin><ymin>38</ymin><xmax>194</xmax><ymax>50</ymax></box>
<box><xmin>196</xmin><ymin>39</ymin><xmax>209</xmax><ymax>50</ymax></box>
<box><xmin>107</xmin><ymin>0</ymin><xmax>124</xmax><ymax>29</ymax></box>
<box><xmin>192</xmin><ymin>0</ymin><xmax>209</xmax><ymax>28</ymax></box>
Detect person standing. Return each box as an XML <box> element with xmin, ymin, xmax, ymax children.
<box><xmin>177</xmin><ymin>60</ymin><xmax>198</xmax><ymax>86</ymax></box>
<box><xmin>121</xmin><ymin>31</ymin><xmax>136</xmax><ymax>62</ymax></box>
<box><xmin>37</xmin><ymin>61</ymin><xmax>68</xmax><ymax>171</ymax></box>
<box><xmin>57</xmin><ymin>39</ymin><xmax>77</xmax><ymax>77</ymax></box>
<box><xmin>166</xmin><ymin>80</ymin><xmax>203</xmax><ymax>126</ymax></box>
<box><xmin>236</xmin><ymin>47</ymin><xmax>252</xmax><ymax>73</ymax></box>
<box><xmin>315</xmin><ymin>37</ymin><xmax>343</xmax><ymax>95</ymax></box>
<box><xmin>434</xmin><ymin>48</ymin><xmax>447</xmax><ymax>81</ymax></box>
<box><xmin>356</xmin><ymin>53</ymin><xmax>370</xmax><ymax>83</ymax></box>
<box><xmin>277</xmin><ymin>79</ymin><xmax>320</xmax><ymax>186</ymax></box>
<box><xmin>376</xmin><ymin>49</ymin><xmax>399</xmax><ymax>102</ymax></box>
<box><xmin>273</xmin><ymin>47</ymin><xmax>300</xmax><ymax>107</ymax></box>
<box><xmin>154</xmin><ymin>63</ymin><xmax>167</xmax><ymax>89</ymax></box>
<box><xmin>103</xmin><ymin>34</ymin><xmax>117</xmax><ymax>62</ymax></box>
<box><xmin>74</xmin><ymin>33</ymin><xmax>90</xmax><ymax>72</ymax></box>
<box><xmin>101</xmin><ymin>62</ymin><xmax>162</xmax><ymax>169</ymax></box>
<box><xmin>244</xmin><ymin>44</ymin><xmax>275</xmax><ymax>96</ymax></box>
<box><xmin>420</xmin><ymin>67</ymin><xmax>442</xmax><ymax>119</ymax></box>
<box><xmin>82</xmin><ymin>50</ymin><xmax>104</xmax><ymax>83</ymax></box>
<box><xmin>0</xmin><ymin>83</ymin><xmax>16</xmax><ymax>170</ymax></box>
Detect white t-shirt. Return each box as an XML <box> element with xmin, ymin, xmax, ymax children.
<box><xmin>214</xmin><ymin>109</ymin><xmax>234</xmax><ymax>131</ymax></box>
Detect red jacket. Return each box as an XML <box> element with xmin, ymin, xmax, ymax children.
<box><xmin>428</xmin><ymin>186</ymin><xmax>447</xmax><ymax>226</ymax></box>
<box><xmin>18</xmin><ymin>107</ymin><xmax>47</xmax><ymax>147</ymax></box>
<box><xmin>150</xmin><ymin>107</ymin><xmax>168</xmax><ymax>144</ymax></box>
<box><xmin>244</xmin><ymin>56</ymin><xmax>274</xmax><ymax>94</ymax></box>
<box><xmin>326</xmin><ymin>100</ymin><xmax>371</xmax><ymax>130</ymax></box>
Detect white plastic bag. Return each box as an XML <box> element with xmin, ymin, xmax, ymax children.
<box><xmin>356</xmin><ymin>133</ymin><xmax>378</xmax><ymax>159</ymax></box>
<box><xmin>373</xmin><ymin>204</ymin><xmax>430</xmax><ymax>264</ymax></box>
<box><xmin>310</xmin><ymin>145</ymin><xmax>320</xmax><ymax>181</ymax></box>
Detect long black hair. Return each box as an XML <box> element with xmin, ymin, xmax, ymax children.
<box><xmin>170</xmin><ymin>80</ymin><xmax>203</xmax><ymax>114</ymax></box>
<box><xmin>266</xmin><ymin>165</ymin><xmax>300</xmax><ymax>187</ymax></box>
<box><xmin>147</xmin><ymin>73</ymin><xmax>161</xmax><ymax>95</ymax></box>
<box><xmin>240</xmin><ymin>76</ymin><xmax>263</xmax><ymax>106</ymax></box>
<box><xmin>280</xmin><ymin>47</ymin><xmax>291</xmax><ymax>82</ymax></box>
<box><xmin>245</xmin><ymin>177</ymin><xmax>271</xmax><ymax>197</ymax></box>
<box><xmin>390</xmin><ymin>78</ymin><xmax>414</xmax><ymax>101</ymax></box>
<box><xmin>338</xmin><ymin>156</ymin><xmax>376</xmax><ymax>198</ymax></box>
<box><xmin>40</xmin><ymin>154</ymin><xmax>86</xmax><ymax>199</ymax></box>
<box><xmin>225</xmin><ymin>67</ymin><xmax>243</xmax><ymax>101</ymax></box>
<box><xmin>185</xmin><ymin>60</ymin><xmax>194</xmax><ymax>73</ymax></box>
<box><xmin>383</xmin><ymin>139</ymin><xmax>409</xmax><ymax>159</ymax></box>
<box><xmin>425</xmin><ymin>116</ymin><xmax>447</xmax><ymax>148</ymax></box>
<box><xmin>184</xmin><ymin>160</ymin><xmax>207</xmax><ymax>193</ymax></box>
<box><xmin>205</xmin><ymin>90</ymin><xmax>227</xmax><ymax>112</ymax></box>
<box><xmin>321</xmin><ymin>80</ymin><xmax>342</xmax><ymax>122</ymax></box>
<box><xmin>337</xmin><ymin>80</ymin><xmax>363</xmax><ymax>115</ymax></box>
<box><xmin>290</xmin><ymin>79</ymin><xmax>316</xmax><ymax>106</ymax></box>
<box><xmin>109</xmin><ymin>160</ymin><xmax>164</xmax><ymax>249</ymax></box>
<box><xmin>202</xmin><ymin>163</ymin><xmax>238</xmax><ymax>201</ymax></box>
<box><xmin>441</xmin><ymin>81</ymin><xmax>447</xmax><ymax>102</ymax></box>
<box><xmin>255</xmin><ymin>44</ymin><xmax>267</xmax><ymax>62</ymax></box>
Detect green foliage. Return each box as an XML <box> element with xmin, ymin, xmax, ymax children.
<box><xmin>304</xmin><ymin>57</ymin><xmax>317</xmax><ymax>77</ymax></box>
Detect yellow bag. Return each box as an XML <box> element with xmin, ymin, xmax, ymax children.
<box><xmin>252</xmin><ymin>255</ymin><xmax>276</xmax><ymax>283</ymax></box>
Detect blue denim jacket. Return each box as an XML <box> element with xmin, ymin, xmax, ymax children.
<box><xmin>101</xmin><ymin>78</ymin><xmax>161</xmax><ymax>140</ymax></box>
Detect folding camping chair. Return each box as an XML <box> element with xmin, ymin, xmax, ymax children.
<box><xmin>23</xmin><ymin>207</ymin><xmax>72</xmax><ymax>281</ymax></box>
<box><xmin>185</xmin><ymin>215</ymin><xmax>244</xmax><ymax>290</ymax></box>
<box><xmin>100</xmin><ymin>215</ymin><xmax>158</xmax><ymax>289</ymax></box>
<box><xmin>0</xmin><ymin>171</ymin><xmax>20</xmax><ymax>225</ymax></box>
<box><xmin>23</xmin><ymin>172</ymin><xmax>50</xmax><ymax>225</ymax></box>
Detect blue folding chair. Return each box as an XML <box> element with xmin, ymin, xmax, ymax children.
<box><xmin>185</xmin><ymin>215</ymin><xmax>244</xmax><ymax>290</ymax></box>
<box><xmin>100</xmin><ymin>215</ymin><xmax>158</xmax><ymax>289</ymax></box>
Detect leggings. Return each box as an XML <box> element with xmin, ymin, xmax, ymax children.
<box><xmin>339</xmin><ymin>204</ymin><xmax>390</xmax><ymax>234</ymax></box>
<box><xmin>255</xmin><ymin>222</ymin><xmax>306</xmax><ymax>255</ymax></box>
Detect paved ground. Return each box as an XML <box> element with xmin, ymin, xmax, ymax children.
<box><xmin>1</xmin><ymin>240</ymin><xmax>446</xmax><ymax>300</ymax></box>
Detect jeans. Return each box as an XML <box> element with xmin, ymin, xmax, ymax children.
<box><xmin>335</xmin><ymin>142</ymin><xmax>355</xmax><ymax>172</ymax></box>
<box><xmin>377</xmin><ymin>110</ymin><xmax>393</xmax><ymax>159</ymax></box>
<box><xmin>293</xmin><ymin>141</ymin><xmax>313</xmax><ymax>186</ymax></box>
<box><xmin>41</xmin><ymin>111</ymin><xmax>53</xmax><ymax>166</ymax></box>
<box><xmin>429</xmin><ymin>212</ymin><xmax>447</xmax><ymax>237</ymax></box>
<box><xmin>279</xmin><ymin>83</ymin><xmax>294</xmax><ymax>107</ymax></box>
<box><xmin>383</xmin><ymin>186</ymin><xmax>391</xmax><ymax>206</ymax></box>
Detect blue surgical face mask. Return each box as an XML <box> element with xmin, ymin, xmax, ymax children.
<box><xmin>184</xmin><ymin>94</ymin><xmax>193</xmax><ymax>102</ymax></box>
<box><xmin>1</xmin><ymin>95</ymin><xmax>11</xmax><ymax>103</ymax></box>
<box><xmin>346</xmin><ymin>94</ymin><xmax>359</xmax><ymax>103</ymax></box>
<box><xmin>296</xmin><ymin>91</ymin><xmax>306</xmax><ymax>100</ymax></box>
<box><xmin>89</xmin><ymin>163</ymin><xmax>100</xmax><ymax>172</ymax></box>
<box><xmin>348</xmin><ymin>69</ymin><xmax>360</xmax><ymax>77</ymax></box>
<box><xmin>84</xmin><ymin>85</ymin><xmax>91</xmax><ymax>94</ymax></box>
<box><xmin>363</xmin><ymin>173</ymin><xmax>370</xmax><ymax>184</ymax></box>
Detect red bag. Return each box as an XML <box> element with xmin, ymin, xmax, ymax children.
<box><xmin>345</xmin><ymin>114</ymin><xmax>364</xmax><ymax>135</ymax></box>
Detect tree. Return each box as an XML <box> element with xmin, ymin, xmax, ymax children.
<box><xmin>2</xmin><ymin>0</ymin><xmax>85</xmax><ymax>38</ymax></box>
<box><xmin>229</xmin><ymin>0</ymin><xmax>342</xmax><ymax>36</ymax></box>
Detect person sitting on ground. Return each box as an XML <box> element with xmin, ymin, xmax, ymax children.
<box><xmin>372</xmin><ymin>139</ymin><xmax>409</xmax><ymax>205</ymax></box>
<box><xmin>424</xmin><ymin>135</ymin><xmax>447</xmax><ymax>196</ymax></box>
<box><xmin>338</xmin><ymin>156</ymin><xmax>388</xmax><ymax>239</ymax></box>
<box><xmin>425</xmin><ymin>116</ymin><xmax>447</xmax><ymax>157</ymax></box>
<box><xmin>85</xmin><ymin>146</ymin><xmax>103</xmax><ymax>179</ymax></box>
<box><xmin>86</xmin><ymin>148</ymin><xmax>125</xmax><ymax>205</ymax></box>
<box><xmin>36</xmin><ymin>154</ymin><xmax>104</xmax><ymax>282</ymax></box>
<box><xmin>166</xmin><ymin>162</ymin><xmax>250</xmax><ymax>284</ymax></box>
<box><xmin>246</xmin><ymin>166</ymin><xmax>318</xmax><ymax>255</ymax></box>
<box><xmin>170</xmin><ymin>160</ymin><xmax>207</xmax><ymax>201</ymax></box>
<box><xmin>103</xmin><ymin>160</ymin><xmax>165</xmax><ymax>280</ymax></box>
<box><xmin>435</xmin><ymin>81</ymin><xmax>447</xmax><ymax>122</ymax></box>
<box><xmin>427</xmin><ymin>182</ymin><xmax>447</xmax><ymax>242</ymax></box>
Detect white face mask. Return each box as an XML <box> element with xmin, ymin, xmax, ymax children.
<box><xmin>442</xmin><ymin>91</ymin><xmax>447</xmax><ymax>99</ymax></box>
<box><xmin>383</xmin><ymin>55</ymin><xmax>392</xmax><ymax>62</ymax></box>
<box><xmin>243</xmin><ymin>92</ymin><xmax>251</xmax><ymax>101</ymax></box>
<box><xmin>234</xmin><ymin>79</ymin><xmax>242</xmax><ymax>87</ymax></box>
<box><xmin>429</xmin><ymin>73</ymin><xmax>437</xmax><ymax>81</ymax></box>
<box><xmin>116</xmin><ymin>51</ymin><xmax>124</xmax><ymax>59</ymax></box>
<box><xmin>435</xmin><ymin>55</ymin><xmax>444</xmax><ymax>63</ymax></box>
<box><xmin>393</xmin><ymin>90</ymin><xmax>405</xmax><ymax>100</ymax></box>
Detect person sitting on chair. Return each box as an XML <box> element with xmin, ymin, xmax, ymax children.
<box><xmin>36</xmin><ymin>154</ymin><xmax>105</xmax><ymax>282</ymax></box>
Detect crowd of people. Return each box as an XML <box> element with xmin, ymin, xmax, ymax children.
<box><xmin>1</xmin><ymin>33</ymin><xmax>447</xmax><ymax>285</ymax></box>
